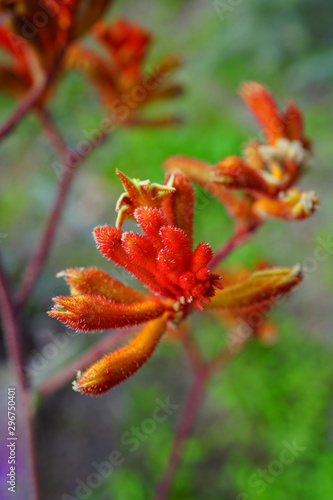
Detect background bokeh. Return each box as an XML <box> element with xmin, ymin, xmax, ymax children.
<box><xmin>1</xmin><ymin>0</ymin><xmax>333</xmax><ymax>499</ymax></box>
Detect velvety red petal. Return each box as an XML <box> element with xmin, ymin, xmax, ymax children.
<box><xmin>48</xmin><ymin>295</ymin><xmax>166</xmax><ymax>332</ymax></box>
<box><xmin>58</xmin><ymin>267</ymin><xmax>145</xmax><ymax>303</ymax></box>
<box><xmin>162</xmin><ymin>172</ymin><xmax>195</xmax><ymax>247</ymax></box>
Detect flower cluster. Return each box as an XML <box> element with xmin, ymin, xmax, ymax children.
<box><xmin>49</xmin><ymin>169</ymin><xmax>303</xmax><ymax>395</ymax></box>
<box><xmin>164</xmin><ymin>82</ymin><xmax>319</xmax><ymax>224</ymax></box>
<box><xmin>0</xmin><ymin>2</ymin><xmax>181</xmax><ymax>122</ymax></box>
<box><xmin>66</xmin><ymin>18</ymin><xmax>182</xmax><ymax>124</ymax></box>
<box><xmin>0</xmin><ymin>1</ymin><xmax>113</xmax><ymax>98</ymax></box>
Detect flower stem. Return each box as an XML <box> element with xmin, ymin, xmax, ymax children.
<box><xmin>152</xmin><ymin>366</ymin><xmax>209</xmax><ymax>500</ymax></box>
<box><xmin>0</xmin><ymin>257</ymin><xmax>41</xmax><ymax>500</ymax></box>
<box><xmin>37</xmin><ymin>108</ymin><xmax>69</xmax><ymax>160</ymax></box>
<box><xmin>152</xmin><ymin>332</ymin><xmax>250</xmax><ymax>500</ymax></box>
<box><xmin>0</xmin><ymin>47</ymin><xmax>66</xmax><ymax>142</ymax></box>
<box><xmin>209</xmin><ymin>220</ymin><xmax>261</xmax><ymax>269</ymax></box>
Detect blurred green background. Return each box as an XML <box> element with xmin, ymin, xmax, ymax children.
<box><xmin>1</xmin><ymin>0</ymin><xmax>333</xmax><ymax>499</ymax></box>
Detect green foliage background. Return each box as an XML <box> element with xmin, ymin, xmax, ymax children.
<box><xmin>1</xmin><ymin>0</ymin><xmax>333</xmax><ymax>498</ymax></box>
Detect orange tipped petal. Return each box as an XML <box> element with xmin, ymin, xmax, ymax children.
<box><xmin>213</xmin><ymin>156</ymin><xmax>276</xmax><ymax>195</ymax></box>
<box><xmin>74</xmin><ymin>313</ymin><xmax>169</xmax><ymax>395</ymax></box>
<box><xmin>283</xmin><ymin>100</ymin><xmax>309</xmax><ymax>146</ymax></box>
<box><xmin>94</xmin><ymin>225</ymin><xmax>174</xmax><ymax>297</ymax></box>
<box><xmin>159</xmin><ymin>226</ymin><xmax>192</xmax><ymax>267</ymax></box>
<box><xmin>253</xmin><ymin>189</ymin><xmax>319</xmax><ymax>220</ymax></box>
<box><xmin>57</xmin><ymin>267</ymin><xmax>145</xmax><ymax>303</ymax></box>
<box><xmin>121</xmin><ymin>232</ymin><xmax>180</xmax><ymax>297</ymax></box>
<box><xmin>134</xmin><ymin>207</ymin><xmax>168</xmax><ymax>248</ymax></box>
<box><xmin>191</xmin><ymin>243</ymin><xmax>213</xmax><ymax>273</ymax></box>
<box><xmin>207</xmin><ymin>266</ymin><xmax>303</xmax><ymax>310</ymax></box>
<box><xmin>48</xmin><ymin>296</ymin><xmax>165</xmax><ymax>332</ymax></box>
<box><xmin>162</xmin><ymin>172</ymin><xmax>195</xmax><ymax>246</ymax></box>
<box><xmin>239</xmin><ymin>81</ymin><xmax>286</xmax><ymax>145</ymax></box>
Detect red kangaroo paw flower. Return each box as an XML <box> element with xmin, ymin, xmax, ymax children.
<box><xmin>159</xmin><ymin>226</ymin><xmax>192</xmax><ymax>268</ymax></box>
<box><xmin>94</xmin><ymin>225</ymin><xmax>174</xmax><ymax>297</ymax></box>
<box><xmin>121</xmin><ymin>232</ymin><xmax>180</xmax><ymax>297</ymax></box>
<box><xmin>133</xmin><ymin>206</ymin><xmax>169</xmax><ymax>249</ymax></box>
<box><xmin>49</xmin><ymin>295</ymin><xmax>166</xmax><ymax>332</ymax></box>
<box><xmin>73</xmin><ymin>313</ymin><xmax>169</xmax><ymax>395</ymax></box>
<box><xmin>190</xmin><ymin>243</ymin><xmax>213</xmax><ymax>272</ymax></box>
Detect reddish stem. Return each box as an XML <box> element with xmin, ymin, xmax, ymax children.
<box><xmin>0</xmin><ymin>258</ymin><xmax>41</xmax><ymax>500</ymax></box>
<box><xmin>0</xmin><ymin>46</ymin><xmax>66</xmax><ymax>142</ymax></box>
<box><xmin>152</xmin><ymin>366</ymin><xmax>209</xmax><ymax>500</ymax></box>
<box><xmin>208</xmin><ymin>336</ymin><xmax>250</xmax><ymax>377</ymax></box>
<box><xmin>0</xmin><ymin>85</ymin><xmax>41</xmax><ymax>141</ymax></box>
<box><xmin>38</xmin><ymin>328</ymin><xmax>129</xmax><ymax>396</ymax></box>
<box><xmin>15</xmin><ymin>120</ymin><xmax>110</xmax><ymax>307</ymax></box>
<box><xmin>153</xmin><ymin>332</ymin><xmax>250</xmax><ymax>500</ymax></box>
<box><xmin>37</xmin><ymin>108</ymin><xmax>68</xmax><ymax>159</ymax></box>
<box><xmin>209</xmin><ymin>220</ymin><xmax>262</xmax><ymax>269</ymax></box>
<box><xmin>181</xmin><ymin>328</ymin><xmax>206</xmax><ymax>373</ymax></box>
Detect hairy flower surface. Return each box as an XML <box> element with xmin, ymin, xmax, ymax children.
<box><xmin>49</xmin><ymin>170</ymin><xmax>304</xmax><ymax>395</ymax></box>
<box><xmin>164</xmin><ymin>82</ymin><xmax>319</xmax><ymax>223</ymax></box>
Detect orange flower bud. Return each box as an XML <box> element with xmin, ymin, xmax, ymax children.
<box><xmin>253</xmin><ymin>189</ymin><xmax>319</xmax><ymax>220</ymax></box>
<box><xmin>73</xmin><ymin>313</ymin><xmax>169</xmax><ymax>395</ymax></box>
<box><xmin>207</xmin><ymin>266</ymin><xmax>303</xmax><ymax>310</ymax></box>
<box><xmin>212</xmin><ymin>156</ymin><xmax>276</xmax><ymax>196</ymax></box>
<box><xmin>239</xmin><ymin>81</ymin><xmax>286</xmax><ymax>145</ymax></box>
<box><xmin>48</xmin><ymin>295</ymin><xmax>166</xmax><ymax>332</ymax></box>
<box><xmin>57</xmin><ymin>267</ymin><xmax>145</xmax><ymax>303</ymax></box>
<box><xmin>162</xmin><ymin>172</ymin><xmax>195</xmax><ymax>247</ymax></box>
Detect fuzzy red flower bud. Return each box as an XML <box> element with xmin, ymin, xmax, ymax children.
<box><xmin>49</xmin><ymin>295</ymin><xmax>166</xmax><ymax>332</ymax></box>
